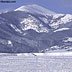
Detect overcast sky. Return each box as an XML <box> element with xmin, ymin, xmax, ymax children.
<box><xmin>0</xmin><ymin>0</ymin><xmax>72</xmax><ymax>14</ymax></box>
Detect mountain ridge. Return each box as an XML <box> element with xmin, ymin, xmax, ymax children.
<box><xmin>15</xmin><ymin>4</ymin><xmax>56</xmax><ymax>15</ymax></box>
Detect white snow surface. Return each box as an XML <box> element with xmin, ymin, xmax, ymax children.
<box><xmin>15</xmin><ymin>4</ymin><xmax>55</xmax><ymax>15</ymax></box>
<box><xmin>20</xmin><ymin>15</ymin><xmax>49</xmax><ymax>33</ymax></box>
<box><xmin>63</xmin><ymin>37</ymin><xmax>72</xmax><ymax>42</ymax></box>
<box><xmin>50</xmin><ymin>14</ymin><xmax>72</xmax><ymax>29</ymax></box>
<box><xmin>54</xmin><ymin>28</ymin><xmax>70</xmax><ymax>32</ymax></box>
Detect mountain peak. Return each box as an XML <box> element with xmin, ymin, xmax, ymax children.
<box><xmin>15</xmin><ymin>4</ymin><xmax>56</xmax><ymax>15</ymax></box>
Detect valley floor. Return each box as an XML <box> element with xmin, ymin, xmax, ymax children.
<box><xmin>0</xmin><ymin>53</ymin><xmax>72</xmax><ymax>72</ymax></box>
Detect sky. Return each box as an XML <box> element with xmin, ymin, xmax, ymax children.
<box><xmin>0</xmin><ymin>0</ymin><xmax>72</xmax><ymax>14</ymax></box>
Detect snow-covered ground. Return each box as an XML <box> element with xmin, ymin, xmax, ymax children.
<box><xmin>0</xmin><ymin>53</ymin><xmax>72</xmax><ymax>72</ymax></box>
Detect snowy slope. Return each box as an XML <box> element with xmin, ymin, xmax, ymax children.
<box><xmin>0</xmin><ymin>4</ymin><xmax>72</xmax><ymax>53</ymax></box>
<box><xmin>15</xmin><ymin>4</ymin><xmax>55</xmax><ymax>15</ymax></box>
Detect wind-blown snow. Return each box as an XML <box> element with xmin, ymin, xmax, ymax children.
<box><xmin>54</xmin><ymin>28</ymin><xmax>70</xmax><ymax>32</ymax></box>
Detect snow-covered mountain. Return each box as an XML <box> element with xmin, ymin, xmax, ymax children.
<box><xmin>0</xmin><ymin>4</ymin><xmax>72</xmax><ymax>53</ymax></box>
